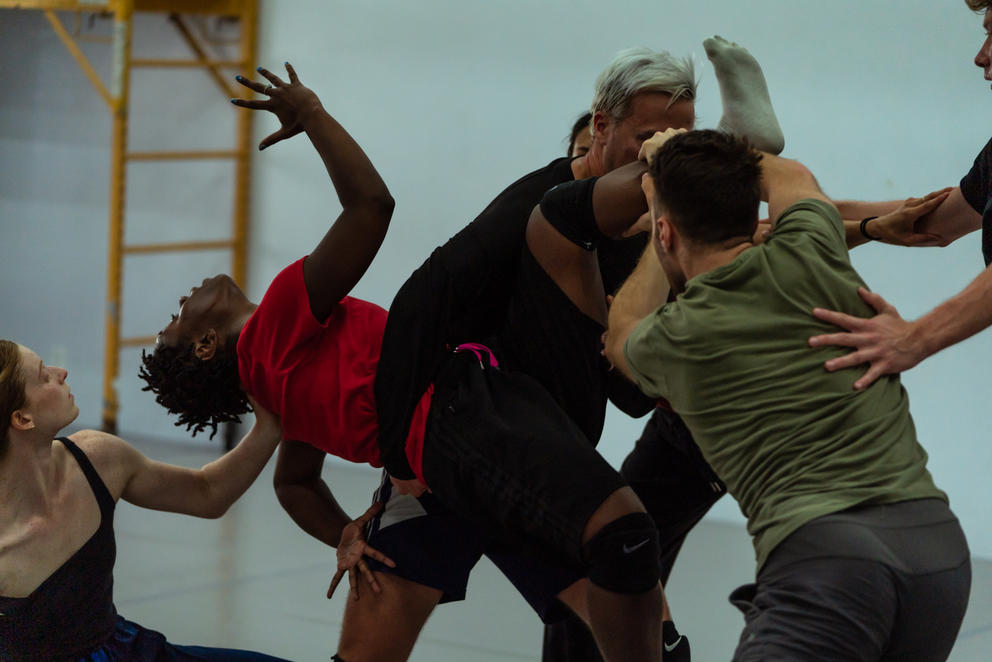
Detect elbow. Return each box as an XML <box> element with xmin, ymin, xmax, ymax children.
<box><xmin>203</xmin><ymin>503</ymin><xmax>229</xmax><ymax>519</ymax></box>
<box><xmin>374</xmin><ymin>191</ymin><xmax>396</xmax><ymax>217</ymax></box>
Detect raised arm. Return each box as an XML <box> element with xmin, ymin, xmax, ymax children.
<box><xmin>604</xmin><ymin>246</ymin><xmax>671</xmax><ymax>384</ymax></box>
<box><xmin>758</xmin><ymin>153</ymin><xmax>830</xmax><ymax>224</ymax></box>
<box><xmin>75</xmin><ymin>397</ymin><xmax>282</xmax><ymax>519</ymax></box>
<box><xmin>232</xmin><ymin>63</ymin><xmax>394</xmax><ymax>321</ymax></box>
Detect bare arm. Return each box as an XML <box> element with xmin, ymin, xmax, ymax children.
<box><xmin>809</xmin><ymin>267</ymin><xmax>992</xmax><ymax>389</ymax></box>
<box><xmin>75</xmin><ymin>398</ymin><xmax>282</xmax><ymax>519</ymax></box>
<box><xmin>604</xmin><ymin>247</ymin><xmax>671</xmax><ymax>383</ymax></box>
<box><xmin>841</xmin><ymin>189</ymin><xmax>951</xmax><ymax>249</ymax></box>
<box><xmin>272</xmin><ymin>439</ymin><xmax>352</xmax><ymax>547</ymax></box>
<box><xmin>232</xmin><ymin>63</ymin><xmax>394</xmax><ymax>322</ymax></box>
<box><xmin>915</xmin><ymin>186</ymin><xmax>982</xmax><ymax>246</ymax></box>
<box><xmin>760</xmin><ymin>153</ymin><xmax>830</xmax><ymax>224</ymax></box>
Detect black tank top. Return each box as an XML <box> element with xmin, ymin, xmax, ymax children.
<box><xmin>0</xmin><ymin>437</ymin><xmax>118</xmax><ymax>661</ymax></box>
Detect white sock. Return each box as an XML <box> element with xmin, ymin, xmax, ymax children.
<box><xmin>704</xmin><ymin>35</ymin><xmax>784</xmax><ymax>154</ymax></box>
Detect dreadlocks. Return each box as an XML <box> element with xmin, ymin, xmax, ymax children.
<box><xmin>138</xmin><ymin>339</ymin><xmax>249</xmax><ymax>439</ymax></box>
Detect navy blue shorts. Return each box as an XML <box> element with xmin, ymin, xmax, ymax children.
<box><xmin>366</xmin><ymin>473</ymin><xmax>581</xmax><ymax>624</ymax></box>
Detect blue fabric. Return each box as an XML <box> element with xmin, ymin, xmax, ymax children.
<box><xmin>76</xmin><ymin>616</ymin><xmax>290</xmax><ymax>662</ymax></box>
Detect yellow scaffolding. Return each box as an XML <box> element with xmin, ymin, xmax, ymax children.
<box><xmin>1</xmin><ymin>0</ymin><xmax>259</xmax><ymax>436</ymax></box>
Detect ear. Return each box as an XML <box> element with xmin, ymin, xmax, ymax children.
<box><xmin>654</xmin><ymin>214</ymin><xmax>675</xmax><ymax>252</ymax></box>
<box><xmin>11</xmin><ymin>409</ymin><xmax>35</xmax><ymax>432</ymax></box>
<box><xmin>193</xmin><ymin>329</ymin><xmax>220</xmax><ymax>361</ymax></box>
<box><xmin>591</xmin><ymin>110</ymin><xmax>611</xmax><ymax>140</ymax></box>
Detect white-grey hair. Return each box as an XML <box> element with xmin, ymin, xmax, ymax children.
<box><xmin>591</xmin><ymin>48</ymin><xmax>698</xmax><ymax>120</ymax></box>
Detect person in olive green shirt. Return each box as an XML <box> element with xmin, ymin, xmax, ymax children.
<box><xmin>605</xmin><ymin>128</ymin><xmax>971</xmax><ymax>661</ymax></box>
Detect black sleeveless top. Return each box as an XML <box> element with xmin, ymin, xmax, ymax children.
<box><xmin>0</xmin><ymin>437</ymin><xmax>118</xmax><ymax>661</ymax></box>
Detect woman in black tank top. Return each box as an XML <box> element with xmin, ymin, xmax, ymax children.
<box><xmin>0</xmin><ymin>340</ymin><xmax>290</xmax><ymax>661</ymax></box>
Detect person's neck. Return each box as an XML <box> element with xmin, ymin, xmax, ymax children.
<box><xmin>682</xmin><ymin>240</ymin><xmax>754</xmax><ymax>283</ymax></box>
<box><xmin>0</xmin><ymin>433</ymin><xmax>61</xmax><ymax>524</ymax></box>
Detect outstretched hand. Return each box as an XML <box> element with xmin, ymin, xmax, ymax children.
<box><xmin>809</xmin><ymin>287</ymin><xmax>925</xmax><ymax>390</ymax></box>
<box><xmin>865</xmin><ymin>188</ymin><xmax>952</xmax><ymax>246</ymax></box>
<box><xmin>231</xmin><ymin>62</ymin><xmax>323</xmax><ymax>150</ymax></box>
<box><xmin>326</xmin><ymin>502</ymin><xmax>397</xmax><ymax>601</ymax></box>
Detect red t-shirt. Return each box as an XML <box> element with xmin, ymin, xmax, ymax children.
<box><xmin>238</xmin><ymin>258</ymin><xmax>428</xmax><ymax>473</ymax></box>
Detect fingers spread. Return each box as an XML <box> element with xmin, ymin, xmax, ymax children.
<box><xmin>809</xmin><ymin>332</ymin><xmax>862</xmax><ymax>348</ymax></box>
<box><xmin>856</xmin><ymin>287</ymin><xmax>891</xmax><ymax>313</ymax></box>
<box><xmin>327</xmin><ymin>569</ymin><xmax>345</xmax><ymax>599</ymax></box>
<box><xmin>231</xmin><ymin>98</ymin><xmax>269</xmax><ymax>110</ymax></box>
<box><xmin>285</xmin><ymin>61</ymin><xmax>300</xmax><ymax>84</ymax></box>
<box><xmin>811</xmin><ymin>307</ymin><xmax>863</xmax><ymax>330</ymax></box>
<box><xmin>363</xmin><ymin>544</ymin><xmax>396</xmax><ymax>568</ymax></box>
<box><xmin>234</xmin><ymin>74</ymin><xmax>268</xmax><ymax>94</ymax></box>
<box><xmin>853</xmin><ymin>364</ymin><xmax>886</xmax><ymax>391</ymax></box>
<box><xmin>256</xmin><ymin>66</ymin><xmax>287</xmax><ymax>88</ymax></box>
<box><xmin>824</xmin><ymin>350</ymin><xmax>869</xmax><ymax>372</ymax></box>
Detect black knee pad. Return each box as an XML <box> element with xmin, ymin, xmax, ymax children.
<box><xmin>582</xmin><ymin>512</ymin><xmax>661</xmax><ymax>593</ymax></box>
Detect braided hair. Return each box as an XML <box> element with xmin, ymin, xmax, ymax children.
<box><xmin>138</xmin><ymin>336</ymin><xmax>249</xmax><ymax>439</ymax></box>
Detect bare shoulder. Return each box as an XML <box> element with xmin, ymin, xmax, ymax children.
<box><xmin>66</xmin><ymin>429</ymin><xmax>143</xmax><ymax>499</ymax></box>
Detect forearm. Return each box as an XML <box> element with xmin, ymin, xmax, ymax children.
<box><xmin>302</xmin><ymin>106</ymin><xmax>394</xmax><ymax>212</ymax></box>
<box><xmin>606</xmin><ymin>247</ymin><xmax>670</xmax><ymax>375</ymax></box>
<box><xmin>844</xmin><ymin>220</ymin><xmax>872</xmax><ymax>249</ymax></box>
<box><xmin>909</xmin><ymin>265</ymin><xmax>992</xmax><ymax>359</ymax></box>
<box><xmin>194</xmin><ymin>422</ymin><xmax>282</xmax><ymax>518</ymax></box>
<box><xmin>591</xmin><ymin>160</ymin><xmax>650</xmax><ymax>238</ymax></box>
<box><xmin>832</xmin><ymin>199</ymin><xmax>901</xmax><ymax>219</ymax></box>
<box><xmin>275</xmin><ymin>478</ymin><xmax>352</xmax><ymax>548</ymax></box>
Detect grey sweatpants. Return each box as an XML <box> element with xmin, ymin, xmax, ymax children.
<box><xmin>731</xmin><ymin>498</ymin><xmax>971</xmax><ymax>662</ymax></box>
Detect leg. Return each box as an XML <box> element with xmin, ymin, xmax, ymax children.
<box><xmin>581</xmin><ymin>487</ymin><xmax>664</xmax><ymax>662</ymax></box>
<box><xmin>620</xmin><ymin>407</ymin><xmax>725</xmax><ymax>584</ymax></box>
<box><xmin>704</xmin><ymin>36</ymin><xmax>784</xmax><ymax>154</ymax></box>
<box><xmin>730</xmin><ymin>557</ymin><xmax>896</xmax><ymax>661</ymax></box>
<box><xmin>336</xmin><ymin>571</ymin><xmax>442</xmax><ymax>662</ymax></box>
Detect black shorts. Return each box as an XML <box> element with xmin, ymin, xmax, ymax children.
<box><xmin>620</xmin><ymin>407</ymin><xmax>726</xmax><ymax>583</ymax></box>
<box><xmin>366</xmin><ymin>473</ymin><xmax>581</xmax><ymax>623</ymax></box>
<box><xmin>420</xmin><ymin>349</ymin><xmax>628</xmax><ymax>572</ymax></box>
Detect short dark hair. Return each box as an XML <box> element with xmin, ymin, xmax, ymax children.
<box><xmin>648</xmin><ymin>130</ymin><xmax>763</xmax><ymax>246</ymax></box>
<box><xmin>966</xmin><ymin>0</ymin><xmax>991</xmax><ymax>12</ymax></box>
<box><xmin>138</xmin><ymin>336</ymin><xmax>249</xmax><ymax>439</ymax></box>
<box><xmin>567</xmin><ymin>111</ymin><xmax>592</xmax><ymax>156</ymax></box>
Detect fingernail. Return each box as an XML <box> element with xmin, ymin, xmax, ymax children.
<box><xmin>235</xmin><ymin>75</ymin><xmax>243</xmax><ymax>81</ymax></box>
<box><xmin>259</xmin><ymin>144</ymin><xmax>267</xmax><ymax>151</ymax></box>
<box><xmin>256</xmin><ymin>66</ymin><xmax>263</xmax><ymax>72</ymax></box>
<box><xmin>229</xmin><ymin>98</ymin><xmax>237</xmax><ymax>104</ymax></box>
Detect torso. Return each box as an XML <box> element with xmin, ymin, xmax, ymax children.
<box><xmin>0</xmin><ymin>438</ymin><xmax>103</xmax><ymax>598</ymax></box>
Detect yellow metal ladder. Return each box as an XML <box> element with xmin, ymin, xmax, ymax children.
<box><xmin>1</xmin><ymin>0</ymin><xmax>259</xmax><ymax>441</ymax></box>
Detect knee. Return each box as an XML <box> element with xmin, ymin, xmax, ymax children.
<box><xmin>582</xmin><ymin>512</ymin><xmax>661</xmax><ymax>594</ymax></box>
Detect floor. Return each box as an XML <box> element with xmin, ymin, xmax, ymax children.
<box><xmin>111</xmin><ymin>437</ymin><xmax>992</xmax><ymax>662</ymax></box>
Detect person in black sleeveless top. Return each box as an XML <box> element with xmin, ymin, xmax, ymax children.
<box><xmin>0</xmin><ymin>340</ymin><xmax>291</xmax><ymax>661</ymax></box>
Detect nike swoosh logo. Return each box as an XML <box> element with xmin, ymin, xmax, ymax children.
<box><xmin>664</xmin><ymin>635</ymin><xmax>683</xmax><ymax>653</ymax></box>
<box><xmin>623</xmin><ymin>539</ymin><xmax>649</xmax><ymax>554</ymax></box>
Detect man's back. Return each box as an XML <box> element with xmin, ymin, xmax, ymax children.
<box><xmin>626</xmin><ymin>199</ymin><xmax>946</xmax><ymax>568</ymax></box>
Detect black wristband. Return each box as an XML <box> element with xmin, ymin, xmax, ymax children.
<box><xmin>860</xmin><ymin>216</ymin><xmax>881</xmax><ymax>241</ymax></box>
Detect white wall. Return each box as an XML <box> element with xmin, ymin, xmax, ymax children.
<box><xmin>2</xmin><ymin>0</ymin><xmax>989</xmax><ymax>557</ymax></box>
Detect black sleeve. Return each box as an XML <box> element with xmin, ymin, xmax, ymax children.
<box><xmin>959</xmin><ymin>136</ymin><xmax>992</xmax><ymax>213</ymax></box>
<box><xmin>539</xmin><ymin>178</ymin><xmax>606</xmax><ymax>251</ymax></box>
<box><xmin>606</xmin><ymin>367</ymin><xmax>657</xmax><ymax>418</ymax></box>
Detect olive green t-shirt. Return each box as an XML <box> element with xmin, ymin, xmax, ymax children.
<box><xmin>624</xmin><ymin>199</ymin><xmax>946</xmax><ymax>571</ymax></box>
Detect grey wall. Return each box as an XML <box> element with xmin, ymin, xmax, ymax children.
<box><xmin>2</xmin><ymin>0</ymin><xmax>989</xmax><ymax>557</ymax></box>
